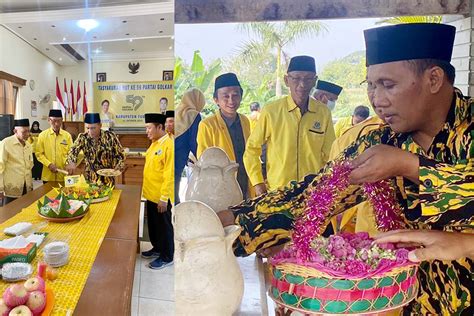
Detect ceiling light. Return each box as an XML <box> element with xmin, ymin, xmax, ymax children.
<box><xmin>171</xmin><ymin>36</ymin><xmax>174</xmax><ymax>40</ymax></box>
<box><xmin>95</xmin><ymin>48</ymin><xmax>101</xmax><ymax>54</ymax></box>
<box><xmin>122</xmin><ymin>20</ymin><xmax>127</xmax><ymax>23</ymax></box>
<box><xmin>160</xmin><ymin>18</ymin><xmax>165</xmax><ymax>21</ymax></box>
<box><xmin>18</xmin><ymin>26</ymin><xmax>22</xmax><ymax>29</ymax></box>
<box><xmin>129</xmin><ymin>39</ymin><xmax>133</xmax><ymax>42</ymax></box>
<box><xmin>62</xmin><ymin>37</ymin><xmax>66</xmax><ymax>41</ymax></box>
<box><xmin>125</xmin><ymin>33</ymin><xmax>130</xmax><ymax>36</ymax></box>
<box><xmin>77</xmin><ymin>19</ymin><xmax>99</xmax><ymax>32</ymax></box>
<box><xmin>33</xmin><ymin>38</ymin><xmax>37</xmax><ymax>40</ymax></box>
<box><xmin>169</xmin><ymin>46</ymin><xmax>172</xmax><ymax>50</ymax></box>
<box><xmin>51</xmin><ymin>25</ymin><xmax>56</xmax><ymax>28</ymax></box>
<box><xmin>59</xmin><ymin>58</ymin><xmax>62</xmax><ymax>61</ymax></box>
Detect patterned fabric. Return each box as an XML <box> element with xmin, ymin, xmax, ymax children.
<box><xmin>232</xmin><ymin>89</ymin><xmax>473</xmax><ymax>315</ymax></box>
<box><xmin>66</xmin><ymin>130</ymin><xmax>125</xmax><ymax>186</ymax></box>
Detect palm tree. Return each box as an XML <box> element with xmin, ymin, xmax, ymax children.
<box><xmin>236</xmin><ymin>21</ymin><xmax>327</xmax><ymax>97</ymax></box>
<box><xmin>377</xmin><ymin>16</ymin><xmax>442</xmax><ymax>25</ymax></box>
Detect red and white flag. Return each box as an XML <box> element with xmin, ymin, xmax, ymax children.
<box><xmin>70</xmin><ymin>80</ymin><xmax>76</xmax><ymax>120</ymax></box>
<box><xmin>63</xmin><ymin>78</ymin><xmax>69</xmax><ymax>120</ymax></box>
<box><xmin>83</xmin><ymin>81</ymin><xmax>88</xmax><ymax>114</ymax></box>
<box><xmin>76</xmin><ymin>81</ymin><xmax>82</xmax><ymax>118</ymax></box>
<box><xmin>55</xmin><ymin>77</ymin><xmax>65</xmax><ymax>118</ymax></box>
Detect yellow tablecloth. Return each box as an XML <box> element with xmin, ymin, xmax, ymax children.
<box><xmin>0</xmin><ymin>189</ymin><xmax>122</xmax><ymax>315</ymax></box>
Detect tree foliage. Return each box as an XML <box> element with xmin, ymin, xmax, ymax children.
<box><xmin>320</xmin><ymin>51</ymin><xmax>371</xmax><ymax>119</ymax></box>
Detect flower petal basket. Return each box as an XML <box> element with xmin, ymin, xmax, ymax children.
<box><xmin>269</xmin><ymin>233</ymin><xmax>419</xmax><ymax>315</ymax></box>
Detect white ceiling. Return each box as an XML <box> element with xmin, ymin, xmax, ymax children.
<box><xmin>0</xmin><ymin>1</ymin><xmax>174</xmax><ymax>65</ymax></box>
<box><xmin>0</xmin><ymin>0</ymin><xmax>169</xmax><ymax>13</ymax></box>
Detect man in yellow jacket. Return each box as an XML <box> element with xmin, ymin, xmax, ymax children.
<box><xmin>0</xmin><ymin>119</ymin><xmax>33</xmax><ymax>205</ymax></box>
<box><xmin>197</xmin><ymin>72</ymin><xmax>252</xmax><ymax>199</ymax></box>
<box><xmin>333</xmin><ymin>105</ymin><xmax>370</xmax><ymax>138</ymax></box>
<box><xmin>35</xmin><ymin>109</ymin><xmax>73</xmax><ymax>182</ymax></box>
<box><xmin>141</xmin><ymin>113</ymin><xmax>174</xmax><ymax>270</ymax></box>
<box><xmin>244</xmin><ymin>56</ymin><xmax>336</xmax><ymax>195</ymax></box>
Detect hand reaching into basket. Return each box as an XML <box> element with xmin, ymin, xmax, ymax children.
<box><xmin>375</xmin><ymin>230</ymin><xmax>474</xmax><ymax>262</ymax></box>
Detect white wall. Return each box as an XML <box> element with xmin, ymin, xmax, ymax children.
<box><xmin>92</xmin><ymin>58</ymin><xmax>174</xmax><ymax>82</ymax></box>
<box><xmin>0</xmin><ymin>26</ymin><xmax>60</xmax><ymax>128</ymax></box>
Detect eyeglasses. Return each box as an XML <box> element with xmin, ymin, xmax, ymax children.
<box><xmin>287</xmin><ymin>75</ymin><xmax>318</xmax><ymax>84</ymax></box>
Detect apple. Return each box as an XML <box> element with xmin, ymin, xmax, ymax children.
<box><xmin>3</xmin><ymin>285</ymin><xmax>28</xmax><ymax>308</ymax></box>
<box><xmin>25</xmin><ymin>292</ymin><xmax>45</xmax><ymax>315</ymax></box>
<box><xmin>0</xmin><ymin>299</ymin><xmax>11</xmax><ymax>316</ymax></box>
<box><xmin>8</xmin><ymin>306</ymin><xmax>32</xmax><ymax>316</ymax></box>
<box><xmin>23</xmin><ymin>278</ymin><xmax>45</xmax><ymax>293</ymax></box>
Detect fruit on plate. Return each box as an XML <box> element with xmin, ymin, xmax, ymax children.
<box><xmin>59</xmin><ymin>183</ymin><xmax>113</xmax><ymax>201</ymax></box>
<box><xmin>8</xmin><ymin>306</ymin><xmax>32</xmax><ymax>316</ymax></box>
<box><xmin>0</xmin><ymin>299</ymin><xmax>11</xmax><ymax>316</ymax></box>
<box><xmin>25</xmin><ymin>292</ymin><xmax>45</xmax><ymax>315</ymax></box>
<box><xmin>23</xmin><ymin>278</ymin><xmax>45</xmax><ymax>293</ymax></box>
<box><xmin>3</xmin><ymin>285</ymin><xmax>28</xmax><ymax>308</ymax></box>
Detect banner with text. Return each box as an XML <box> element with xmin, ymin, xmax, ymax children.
<box><xmin>93</xmin><ymin>81</ymin><xmax>174</xmax><ymax>127</ymax></box>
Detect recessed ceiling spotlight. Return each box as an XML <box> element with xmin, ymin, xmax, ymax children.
<box><xmin>131</xmin><ymin>49</ymin><xmax>135</xmax><ymax>52</ymax></box>
<box><xmin>51</xmin><ymin>25</ymin><xmax>56</xmax><ymax>28</ymax></box>
<box><xmin>63</xmin><ymin>37</ymin><xmax>66</xmax><ymax>41</ymax></box>
<box><xmin>160</xmin><ymin>18</ymin><xmax>165</xmax><ymax>21</ymax></box>
<box><xmin>125</xmin><ymin>33</ymin><xmax>130</xmax><ymax>36</ymax></box>
<box><xmin>122</xmin><ymin>20</ymin><xmax>127</xmax><ymax>23</ymax></box>
<box><xmin>169</xmin><ymin>46</ymin><xmax>172</xmax><ymax>50</ymax></box>
<box><xmin>18</xmin><ymin>26</ymin><xmax>22</xmax><ymax>29</ymax></box>
<box><xmin>59</xmin><ymin>58</ymin><xmax>62</xmax><ymax>61</ymax></box>
<box><xmin>129</xmin><ymin>39</ymin><xmax>133</xmax><ymax>42</ymax></box>
<box><xmin>159</xmin><ymin>30</ymin><xmax>163</xmax><ymax>33</ymax></box>
<box><xmin>77</xmin><ymin>19</ymin><xmax>99</xmax><ymax>32</ymax></box>
<box><xmin>33</xmin><ymin>38</ymin><xmax>37</xmax><ymax>40</ymax></box>
<box><xmin>171</xmin><ymin>36</ymin><xmax>174</xmax><ymax>40</ymax></box>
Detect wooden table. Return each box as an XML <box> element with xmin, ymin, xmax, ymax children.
<box><xmin>0</xmin><ymin>183</ymin><xmax>142</xmax><ymax>315</ymax></box>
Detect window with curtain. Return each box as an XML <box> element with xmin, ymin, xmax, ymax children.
<box><xmin>0</xmin><ymin>79</ymin><xmax>16</xmax><ymax>114</ymax></box>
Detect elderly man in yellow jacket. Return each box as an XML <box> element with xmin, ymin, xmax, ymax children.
<box><xmin>0</xmin><ymin>119</ymin><xmax>33</xmax><ymax>205</ymax></box>
<box><xmin>244</xmin><ymin>56</ymin><xmax>336</xmax><ymax>196</ymax></box>
<box><xmin>141</xmin><ymin>113</ymin><xmax>175</xmax><ymax>270</ymax></box>
<box><xmin>35</xmin><ymin>109</ymin><xmax>73</xmax><ymax>182</ymax></box>
<box><xmin>197</xmin><ymin>72</ymin><xmax>252</xmax><ymax>199</ymax></box>
<box><xmin>312</xmin><ymin>79</ymin><xmax>343</xmax><ymax>111</ymax></box>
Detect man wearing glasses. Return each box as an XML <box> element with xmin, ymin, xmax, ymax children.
<box><xmin>244</xmin><ymin>56</ymin><xmax>336</xmax><ymax>196</ymax></box>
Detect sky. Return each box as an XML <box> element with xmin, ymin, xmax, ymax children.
<box><xmin>175</xmin><ymin>18</ymin><xmax>379</xmax><ymax>70</ymax></box>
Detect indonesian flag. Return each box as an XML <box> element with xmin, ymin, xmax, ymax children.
<box><xmin>76</xmin><ymin>81</ymin><xmax>82</xmax><ymax>118</ymax></box>
<box><xmin>63</xmin><ymin>78</ymin><xmax>69</xmax><ymax>118</ymax></box>
<box><xmin>55</xmin><ymin>77</ymin><xmax>65</xmax><ymax>118</ymax></box>
<box><xmin>83</xmin><ymin>81</ymin><xmax>88</xmax><ymax>114</ymax></box>
<box><xmin>70</xmin><ymin>80</ymin><xmax>76</xmax><ymax>116</ymax></box>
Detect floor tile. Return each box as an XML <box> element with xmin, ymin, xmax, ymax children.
<box><xmin>139</xmin><ymin>270</ymin><xmax>174</xmax><ymax>301</ymax></box>
<box><xmin>138</xmin><ymin>298</ymin><xmax>174</xmax><ymax>316</ymax></box>
<box><xmin>131</xmin><ymin>296</ymin><xmax>139</xmax><ymax>316</ymax></box>
<box><xmin>132</xmin><ymin>270</ymin><xmax>140</xmax><ymax>297</ymax></box>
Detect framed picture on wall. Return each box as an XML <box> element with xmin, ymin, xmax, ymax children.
<box><xmin>163</xmin><ymin>70</ymin><xmax>173</xmax><ymax>81</ymax></box>
<box><xmin>96</xmin><ymin>73</ymin><xmax>107</xmax><ymax>82</ymax></box>
<box><xmin>31</xmin><ymin>100</ymin><xmax>37</xmax><ymax>117</ymax></box>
